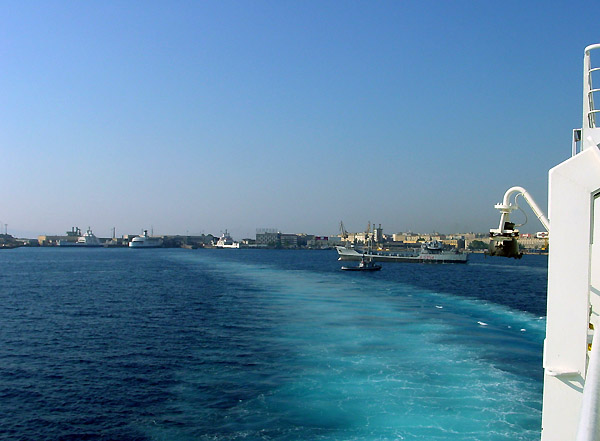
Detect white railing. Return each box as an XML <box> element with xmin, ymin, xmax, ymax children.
<box><xmin>583</xmin><ymin>45</ymin><xmax>600</xmax><ymax>150</ymax></box>
<box><xmin>576</xmin><ymin>332</ymin><xmax>600</xmax><ymax>441</ymax></box>
<box><xmin>584</xmin><ymin>45</ymin><xmax>600</xmax><ymax>129</ymax></box>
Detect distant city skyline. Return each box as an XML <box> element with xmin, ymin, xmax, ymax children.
<box><xmin>3</xmin><ymin>1</ymin><xmax>600</xmax><ymax>240</ymax></box>
<box><xmin>3</xmin><ymin>222</ymin><xmax>552</xmax><ymax>241</ymax></box>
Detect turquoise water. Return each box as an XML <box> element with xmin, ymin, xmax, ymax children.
<box><xmin>0</xmin><ymin>248</ymin><xmax>546</xmax><ymax>440</ymax></box>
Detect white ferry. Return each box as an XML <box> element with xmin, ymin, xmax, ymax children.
<box><xmin>336</xmin><ymin>240</ymin><xmax>467</xmax><ymax>263</ymax></box>
<box><xmin>129</xmin><ymin>230</ymin><xmax>163</xmax><ymax>248</ymax></box>
<box><xmin>215</xmin><ymin>230</ymin><xmax>240</xmax><ymax>248</ymax></box>
<box><xmin>58</xmin><ymin>227</ymin><xmax>102</xmax><ymax>247</ymax></box>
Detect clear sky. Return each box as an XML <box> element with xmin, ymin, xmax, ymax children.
<box><xmin>2</xmin><ymin>1</ymin><xmax>600</xmax><ymax>239</ymax></box>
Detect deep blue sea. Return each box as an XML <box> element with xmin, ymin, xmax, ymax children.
<box><xmin>0</xmin><ymin>248</ymin><xmax>547</xmax><ymax>440</ymax></box>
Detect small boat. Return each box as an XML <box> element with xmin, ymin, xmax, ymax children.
<box><xmin>341</xmin><ymin>257</ymin><xmax>382</xmax><ymax>271</ymax></box>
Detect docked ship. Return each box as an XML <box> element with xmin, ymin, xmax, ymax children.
<box><xmin>58</xmin><ymin>227</ymin><xmax>103</xmax><ymax>247</ymax></box>
<box><xmin>129</xmin><ymin>230</ymin><xmax>163</xmax><ymax>248</ymax></box>
<box><xmin>215</xmin><ymin>230</ymin><xmax>240</xmax><ymax>248</ymax></box>
<box><xmin>336</xmin><ymin>240</ymin><xmax>468</xmax><ymax>263</ymax></box>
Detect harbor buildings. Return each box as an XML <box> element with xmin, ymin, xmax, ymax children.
<box><xmin>255</xmin><ymin>229</ymin><xmax>341</xmax><ymax>249</ymax></box>
<box><xmin>28</xmin><ymin>224</ymin><xmax>546</xmax><ymax>252</ymax></box>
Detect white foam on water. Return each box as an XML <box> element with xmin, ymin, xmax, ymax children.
<box><xmin>159</xmin><ymin>252</ymin><xmax>543</xmax><ymax>440</ymax></box>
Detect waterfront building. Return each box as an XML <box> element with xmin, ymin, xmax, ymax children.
<box><xmin>307</xmin><ymin>236</ymin><xmax>342</xmax><ymax>249</ymax></box>
<box><xmin>392</xmin><ymin>233</ymin><xmax>408</xmax><ymax>242</ymax></box>
<box><xmin>440</xmin><ymin>238</ymin><xmax>465</xmax><ymax>249</ymax></box>
<box><xmin>374</xmin><ymin>224</ymin><xmax>384</xmax><ymax>243</ymax></box>
<box><xmin>37</xmin><ymin>235</ymin><xmax>70</xmax><ymax>246</ymax></box>
<box><xmin>256</xmin><ymin>229</ymin><xmax>280</xmax><ymax>247</ymax></box>
<box><xmin>280</xmin><ymin>234</ymin><xmax>298</xmax><ymax>248</ymax></box>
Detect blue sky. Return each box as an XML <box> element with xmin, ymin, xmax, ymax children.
<box><xmin>2</xmin><ymin>1</ymin><xmax>599</xmax><ymax>239</ymax></box>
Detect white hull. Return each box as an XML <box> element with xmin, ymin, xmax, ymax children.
<box><xmin>336</xmin><ymin>246</ymin><xmax>468</xmax><ymax>264</ymax></box>
<box><xmin>57</xmin><ymin>241</ymin><xmax>103</xmax><ymax>247</ymax></box>
<box><xmin>129</xmin><ymin>242</ymin><xmax>162</xmax><ymax>248</ymax></box>
<box><xmin>216</xmin><ymin>243</ymin><xmax>240</xmax><ymax>249</ymax></box>
<box><xmin>129</xmin><ymin>239</ymin><xmax>163</xmax><ymax>248</ymax></box>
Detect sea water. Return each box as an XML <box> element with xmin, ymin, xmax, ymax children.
<box><xmin>0</xmin><ymin>248</ymin><xmax>547</xmax><ymax>440</ymax></box>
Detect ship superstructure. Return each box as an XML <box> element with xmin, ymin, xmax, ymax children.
<box><xmin>57</xmin><ymin>227</ymin><xmax>102</xmax><ymax>247</ymax></box>
<box><xmin>539</xmin><ymin>44</ymin><xmax>600</xmax><ymax>441</ymax></box>
<box><xmin>129</xmin><ymin>230</ymin><xmax>163</xmax><ymax>248</ymax></box>
<box><xmin>490</xmin><ymin>45</ymin><xmax>600</xmax><ymax>441</ymax></box>
<box><xmin>215</xmin><ymin>230</ymin><xmax>240</xmax><ymax>248</ymax></box>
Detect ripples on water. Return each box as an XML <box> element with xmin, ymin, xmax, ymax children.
<box><xmin>0</xmin><ymin>249</ymin><xmax>547</xmax><ymax>440</ymax></box>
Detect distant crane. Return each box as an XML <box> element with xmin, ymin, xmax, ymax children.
<box><xmin>339</xmin><ymin>221</ymin><xmax>348</xmax><ymax>240</ymax></box>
